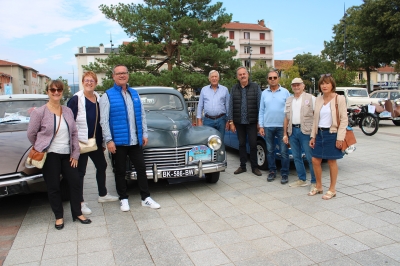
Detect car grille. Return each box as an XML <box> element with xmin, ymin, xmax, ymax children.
<box><xmin>132</xmin><ymin>146</ymin><xmax>216</xmax><ymax>170</ymax></box>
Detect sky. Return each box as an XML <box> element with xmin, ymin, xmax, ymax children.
<box><xmin>0</xmin><ymin>0</ymin><xmax>363</xmax><ymax>84</ymax></box>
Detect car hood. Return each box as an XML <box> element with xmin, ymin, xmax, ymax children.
<box><xmin>146</xmin><ymin>111</ymin><xmax>191</xmax><ymax>131</ymax></box>
<box><xmin>347</xmin><ymin>97</ymin><xmax>380</xmax><ymax>107</ymax></box>
<box><xmin>0</xmin><ymin>130</ymin><xmax>32</xmax><ymax>175</ymax></box>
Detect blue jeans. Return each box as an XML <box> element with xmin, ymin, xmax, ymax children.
<box><xmin>265</xmin><ymin>127</ymin><xmax>289</xmax><ymax>176</ymax></box>
<box><xmin>289</xmin><ymin>127</ymin><xmax>316</xmax><ymax>183</ymax></box>
<box><xmin>203</xmin><ymin>116</ymin><xmax>226</xmax><ymax>140</ymax></box>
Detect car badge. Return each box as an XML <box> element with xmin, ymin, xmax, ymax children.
<box><xmin>173</xmin><ymin>125</ymin><xmax>177</xmax><ymax>129</ymax></box>
<box><xmin>172</xmin><ymin>130</ymin><xmax>179</xmax><ymax>137</ymax></box>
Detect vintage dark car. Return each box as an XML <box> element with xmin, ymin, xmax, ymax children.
<box><xmin>112</xmin><ymin>87</ymin><xmax>227</xmax><ymax>183</ymax></box>
<box><xmin>0</xmin><ymin>94</ymin><xmax>49</xmax><ymax>197</ymax></box>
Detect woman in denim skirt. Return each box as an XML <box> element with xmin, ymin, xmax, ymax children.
<box><xmin>308</xmin><ymin>74</ymin><xmax>347</xmax><ymax>200</ymax></box>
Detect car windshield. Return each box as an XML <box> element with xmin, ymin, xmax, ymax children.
<box><xmin>347</xmin><ymin>89</ymin><xmax>369</xmax><ymax>97</ymax></box>
<box><xmin>140</xmin><ymin>93</ymin><xmax>184</xmax><ymax>111</ymax></box>
<box><xmin>390</xmin><ymin>91</ymin><xmax>400</xmax><ymax>100</ymax></box>
<box><xmin>0</xmin><ymin>100</ymin><xmax>47</xmax><ymax>125</ymax></box>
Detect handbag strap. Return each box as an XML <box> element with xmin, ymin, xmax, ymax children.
<box><xmin>92</xmin><ymin>97</ymin><xmax>98</xmax><ymax>138</ymax></box>
<box><xmin>335</xmin><ymin>95</ymin><xmax>340</xmax><ymax>128</ymax></box>
<box><xmin>55</xmin><ymin>106</ymin><xmax>62</xmax><ymax>135</ymax></box>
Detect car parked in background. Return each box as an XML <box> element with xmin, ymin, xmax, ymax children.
<box><xmin>0</xmin><ymin>94</ymin><xmax>49</xmax><ymax>197</ymax></box>
<box><xmin>336</xmin><ymin>87</ymin><xmax>381</xmax><ymax>107</ymax></box>
<box><xmin>111</xmin><ymin>87</ymin><xmax>227</xmax><ymax>183</ymax></box>
<box><xmin>370</xmin><ymin>89</ymin><xmax>400</xmax><ymax>101</ymax></box>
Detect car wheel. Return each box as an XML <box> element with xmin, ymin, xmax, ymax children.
<box><xmin>393</xmin><ymin>120</ymin><xmax>400</xmax><ymax>126</ymax></box>
<box><xmin>60</xmin><ymin>176</ymin><xmax>70</xmax><ymax>201</ymax></box>
<box><xmin>205</xmin><ymin>172</ymin><xmax>220</xmax><ymax>183</ymax></box>
<box><xmin>257</xmin><ymin>139</ymin><xmax>268</xmax><ymax>170</ymax></box>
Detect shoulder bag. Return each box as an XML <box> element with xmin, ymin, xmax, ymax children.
<box><xmin>79</xmin><ymin>99</ymin><xmax>98</xmax><ymax>154</ymax></box>
<box><xmin>27</xmin><ymin>107</ymin><xmax>62</xmax><ymax>169</ymax></box>
<box><xmin>335</xmin><ymin>95</ymin><xmax>357</xmax><ymax>152</ymax></box>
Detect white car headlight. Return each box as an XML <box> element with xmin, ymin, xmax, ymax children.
<box><xmin>208</xmin><ymin>135</ymin><xmax>222</xmax><ymax>150</ymax></box>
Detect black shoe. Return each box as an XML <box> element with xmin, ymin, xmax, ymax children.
<box><xmin>267</xmin><ymin>172</ymin><xmax>276</xmax><ymax>182</ymax></box>
<box><xmin>281</xmin><ymin>175</ymin><xmax>289</xmax><ymax>184</ymax></box>
<box><xmin>55</xmin><ymin>222</ymin><xmax>64</xmax><ymax>230</ymax></box>
<box><xmin>73</xmin><ymin>216</ymin><xmax>92</xmax><ymax>224</ymax></box>
<box><xmin>252</xmin><ymin>168</ymin><xmax>262</xmax><ymax>176</ymax></box>
<box><xmin>234</xmin><ymin>167</ymin><xmax>247</xmax><ymax>175</ymax></box>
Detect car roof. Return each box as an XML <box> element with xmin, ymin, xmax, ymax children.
<box><xmin>0</xmin><ymin>94</ymin><xmax>49</xmax><ymax>101</ymax></box>
<box><xmin>133</xmin><ymin>86</ymin><xmax>182</xmax><ymax>96</ymax></box>
<box><xmin>336</xmin><ymin>87</ymin><xmax>367</xmax><ymax>90</ymax></box>
<box><xmin>371</xmin><ymin>89</ymin><xmax>400</xmax><ymax>93</ymax></box>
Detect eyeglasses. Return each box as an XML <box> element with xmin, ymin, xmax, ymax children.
<box><xmin>320</xmin><ymin>73</ymin><xmax>331</xmax><ymax>77</ymax></box>
<box><xmin>115</xmin><ymin>72</ymin><xmax>128</xmax><ymax>76</ymax></box>
<box><xmin>268</xmin><ymin>76</ymin><xmax>278</xmax><ymax>80</ymax></box>
<box><xmin>49</xmin><ymin>88</ymin><xmax>63</xmax><ymax>93</ymax></box>
<box><xmin>84</xmin><ymin>79</ymin><xmax>96</xmax><ymax>84</ymax></box>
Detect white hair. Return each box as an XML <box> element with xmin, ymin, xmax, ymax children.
<box><xmin>208</xmin><ymin>70</ymin><xmax>220</xmax><ymax>78</ymax></box>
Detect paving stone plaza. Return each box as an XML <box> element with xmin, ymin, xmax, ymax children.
<box><xmin>1</xmin><ymin>121</ymin><xmax>400</xmax><ymax>266</ymax></box>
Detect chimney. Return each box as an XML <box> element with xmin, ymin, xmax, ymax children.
<box><xmin>258</xmin><ymin>19</ymin><xmax>265</xmax><ymax>27</ymax></box>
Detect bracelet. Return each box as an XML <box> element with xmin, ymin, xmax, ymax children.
<box><xmin>106</xmin><ymin>140</ymin><xmax>113</xmax><ymax>144</ymax></box>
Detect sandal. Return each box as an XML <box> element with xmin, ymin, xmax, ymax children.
<box><xmin>322</xmin><ymin>191</ymin><xmax>336</xmax><ymax>200</ymax></box>
<box><xmin>308</xmin><ymin>187</ymin><xmax>323</xmax><ymax>196</ymax></box>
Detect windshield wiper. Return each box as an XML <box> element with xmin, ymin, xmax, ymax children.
<box><xmin>0</xmin><ymin>119</ymin><xmax>22</xmax><ymax>124</ymax></box>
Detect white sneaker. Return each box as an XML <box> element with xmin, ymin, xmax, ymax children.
<box><xmin>98</xmin><ymin>193</ymin><xmax>119</xmax><ymax>203</ymax></box>
<box><xmin>120</xmin><ymin>199</ymin><xmax>130</xmax><ymax>212</ymax></box>
<box><xmin>81</xmin><ymin>202</ymin><xmax>92</xmax><ymax>215</ymax></box>
<box><xmin>289</xmin><ymin>180</ymin><xmax>309</xmax><ymax>187</ymax></box>
<box><xmin>141</xmin><ymin>197</ymin><xmax>160</xmax><ymax>209</ymax></box>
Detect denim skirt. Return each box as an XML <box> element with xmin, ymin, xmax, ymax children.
<box><xmin>312</xmin><ymin>129</ymin><xmax>343</xmax><ymax>160</ymax></box>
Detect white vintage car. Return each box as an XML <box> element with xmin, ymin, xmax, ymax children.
<box><xmin>336</xmin><ymin>87</ymin><xmax>381</xmax><ymax>107</ymax></box>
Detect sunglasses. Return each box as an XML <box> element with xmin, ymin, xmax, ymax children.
<box><xmin>49</xmin><ymin>88</ymin><xmax>63</xmax><ymax>93</ymax></box>
<box><xmin>320</xmin><ymin>73</ymin><xmax>332</xmax><ymax>77</ymax></box>
<box><xmin>268</xmin><ymin>76</ymin><xmax>278</xmax><ymax>80</ymax></box>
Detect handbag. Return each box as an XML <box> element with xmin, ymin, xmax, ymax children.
<box><xmin>26</xmin><ymin>107</ymin><xmax>62</xmax><ymax>169</ymax></box>
<box><xmin>335</xmin><ymin>95</ymin><xmax>357</xmax><ymax>152</ymax></box>
<box><xmin>79</xmin><ymin>98</ymin><xmax>98</xmax><ymax>154</ymax></box>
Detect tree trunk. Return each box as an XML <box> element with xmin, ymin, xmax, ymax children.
<box><xmin>366</xmin><ymin>68</ymin><xmax>371</xmax><ymax>93</ymax></box>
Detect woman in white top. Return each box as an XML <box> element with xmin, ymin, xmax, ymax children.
<box><xmin>309</xmin><ymin>74</ymin><xmax>348</xmax><ymax>200</ymax></box>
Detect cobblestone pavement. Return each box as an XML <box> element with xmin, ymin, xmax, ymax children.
<box><xmin>2</xmin><ymin>121</ymin><xmax>400</xmax><ymax>266</ymax></box>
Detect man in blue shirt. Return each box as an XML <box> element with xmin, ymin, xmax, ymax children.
<box><xmin>100</xmin><ymin>65</ymin><xmax>160</xmax><ymax>212</ymax></box>
<box><xmin>196</xmin><ymin>70</ymin><xmax>229</xmax><ymax>140</ymax></box>
<box><xmin>259</xmin><ymin>71</ymin><xmax>290</xmax><ymax>184</ymax></box>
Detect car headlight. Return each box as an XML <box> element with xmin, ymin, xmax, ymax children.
<box><xmin>395</xmin><ymin>100</ymin><xmax>400</xmax><ymax>105</ymax></box>
<box><xmin>379</xmin><ymin>100</ymin><xmax>386</xmax><ymax>105</ymax></box>
<box><xmin>208</xmin><ymin>135</ymin><xmax>222</xmax><ymax>150</ymax></box>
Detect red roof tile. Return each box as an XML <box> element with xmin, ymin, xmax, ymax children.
<box><xmin>377</xmin><ymin>66</ymin><xmax>395</xmax><ymax>73</ymax></box>
<box><xmin>223</xmin><ymin>22</ymin><xmax>271</xmax><ymax>31</ymax></box>
<box><xmin>274</xmin><ymin>60</ymin><xmax>294</xmax><ymax>70</ymax></box>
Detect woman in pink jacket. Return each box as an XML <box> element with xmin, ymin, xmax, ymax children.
<box><xmin>27</xmin><ymin>80</ymin><xmax>91</xmax><ymax>230</ymax></box>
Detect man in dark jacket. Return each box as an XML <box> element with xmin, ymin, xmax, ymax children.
<box><xmin>227</xmin><ymin>66</ymin><xmax>262</xmax><ymax>176</ymax></box>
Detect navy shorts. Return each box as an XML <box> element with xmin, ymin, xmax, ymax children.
<box><xmin>312</xmin><ymin>129</ymin><xmax>343</xmax><ymax>160</ymax></box>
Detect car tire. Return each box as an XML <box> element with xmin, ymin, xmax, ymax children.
<box><xmin>257</xmin><ymin>139</ymin><xmax>268</xmax><ymax>170</ymax></box>
<box><xmin>392</xmin><ymin>120</ymin><xmax>400</xmax><ymax>126</ymax></box>
<box><xmin>205</xmin><ymin>172</ymin><xmax>220</xmax><ymax>183</ymax></box>
<box><xmin>60</xmin><ymin>176</ymin><xmax>70</xmax><ymax>201</ymax></box>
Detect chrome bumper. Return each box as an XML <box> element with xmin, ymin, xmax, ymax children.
<box><xmin>0</xmin><ymin>173</ymin><xmax>43</xmax><ymax>187</ymax></box>
<box><xmin>127</xmin><ymin>160</ymin><xmax>227</xmax><ymax>182</ymax></box>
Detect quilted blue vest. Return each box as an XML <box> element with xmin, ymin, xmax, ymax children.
<box><xmin>106</xmin><ymin>84</ymin><xmax>143</xmax><ymax>146</ymax></box>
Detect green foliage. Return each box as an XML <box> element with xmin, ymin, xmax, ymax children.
<box><xmin>332</xmin><ymin>68</ymin><xmax>357</xmax><ymax>87</ymax></box>
<box><xmin>86</xmin><ymin>0</ymin><xmax>239</xmax><ymax>96</ymax></box>
<box><xmin>322</xmin><ymin>0</ymin><xmax>400</xmax><ymax>92</ymax></box>
<box><xmin>279</xmin><ymin>65</ymin><xmax>301</xmax><ymax>93</ymax></box>
<box><xmin>293</xmin><ymin>53</ymin><xmax>336</xmax><ymax>91</ymax></box>
<box><xmin>251</xmin><ymin>60</ymin><xmax>273</xmax><ymax>89</ymax></box>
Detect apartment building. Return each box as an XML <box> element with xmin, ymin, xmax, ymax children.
<box><xmin>0</xmin><ymin>60</ymin><xmax>49</xmax><ymax>95</ymax></box>
<box><xmin>219</xmin><ymin>20</ymin><xmax>274</xmax><ymax>69</ymax></box>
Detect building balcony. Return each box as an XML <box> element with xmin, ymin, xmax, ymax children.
<box><xmin>237</xmin><ymin>54</ymin><xmax>273</xmax><ymax>60</ymax></box>
<box><xmin>239</xmin><ymin>39</ymin><xmax>272</xmax><ymax>46</ymax></box>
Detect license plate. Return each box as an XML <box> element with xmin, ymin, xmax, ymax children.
<box><xmin>0</xmin><ymin>187</ymin><xmax>8</xmax><ymax>196</ymax></box>
<box><xmin>186</xmin><ymin>145</ymin><xmax>212</xmax><ymax>164</ymax></box>
<box><xmin>161</xmin><ymin>169</ymin><xmax>195</xmax><ymax>178</ymax></box>
<box><xmin>379</xmin><ymin>111</ymin><xmax>392</xmax><ymax>118</ymax></box>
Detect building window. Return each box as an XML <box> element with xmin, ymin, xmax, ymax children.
<box><xmin>230</xmin><ymin>46</ymin><xmax>235</xmax><ymax>51</ymax></box>
<box><xmin>211</xmin><ymin>33</ymin><xmax>218</xmax><ymax>38</ymax></box>
<box><xmin>229</xmin><ymin>31</ymin><xmax>234</xmax><ymax>39</ymax></box>
<box><xmin>244</xmin><ymin>60</ymin><xmax>250</xmax><ymax>68</ymax></box>
<box><xmin>260</xmin><ymin>47</ymin><xmax>266</xmax><ymax>54</ymax></box>
<box><xmin>260</xmin><ymin>33</ymin><xmax>265</xmax><ymax>40</ymax></box>
<box><xmin>244</xmin><ymin>32</ymin><xmax>250</xmax><ymax>39</ymax></box>
<box><xmin>149</xmin><ymin>59</ymin><xmax>157</xmax><ymax>65</ymax></box>
<box><xmin>244</xmin><ymin>46</ymin><xmax>251</xmax><ymax>54</ymax></box>
<box><xmin>358</xmin><ymin>72</ymin><xmax>363</xmax><ymax>80</ymax></box>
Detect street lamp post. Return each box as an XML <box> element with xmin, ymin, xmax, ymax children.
<box><xmin>342</xmin><ymin>6</ymin><xmax>348</xmax><ymax>70</ymax></box>
<box><xmin>311</xmin><ymin>77</ymin><xmax>315</xmax><ymax>95</ymax></box>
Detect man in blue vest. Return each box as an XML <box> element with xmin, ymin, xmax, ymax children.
<box><xmin>99</xmin><ymin>65</ymin><xmax>160</xmax><ymax>212</ymax></box>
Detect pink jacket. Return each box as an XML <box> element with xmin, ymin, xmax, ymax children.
<box><xmin>27</xmin><ymin>105</ymin><xmax>80</xmax><ymax>160</ymax></box>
